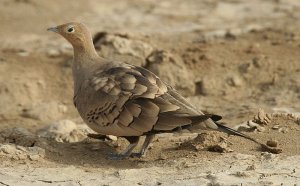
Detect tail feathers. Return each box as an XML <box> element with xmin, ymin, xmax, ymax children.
<box><xmin>187</xmin><ymin>114</ymin><xmax>222</xmax><ymax>123</ymax></box>
<box><xmin>215</xmin><ymin>122</ymin><xmax>260</xmax><ymax>144</ymax></box>
<box><xmin>145</xmin><ymin>113</ymin><xmax>260</xmax><ymax>145</ymax></box>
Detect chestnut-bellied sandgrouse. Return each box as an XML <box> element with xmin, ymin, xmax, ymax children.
<box><xmin>47</xmin><ymin>22</ymin><xmax>257</xmax><ymax>160</ymax></box>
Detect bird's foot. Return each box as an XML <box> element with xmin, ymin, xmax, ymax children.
<box><xmin>107</xmin><ymin>153</ymin><xmax>129</xmax><ymax>160</ymax></box>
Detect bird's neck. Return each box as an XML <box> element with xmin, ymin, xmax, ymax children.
<box><xmin>73</xmin><ymin>41</ymin><xmax>99</xmax><ymax>64</ymax></box>
<box><xmin>72</xmin><ymin>40</ymin><xmax>99</xmax><ymax>93</ymax></box>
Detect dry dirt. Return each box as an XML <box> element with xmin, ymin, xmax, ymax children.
<box><xmin>0</xmin><ymin>0</ymin><xmax>300</xmax><ymax>185</ymax></box>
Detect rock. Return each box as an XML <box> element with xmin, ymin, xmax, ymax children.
<box><xmin>253</xmin><ymin>108</ymin><xmax>272</xmax><ymax>125</ymax></box>
<box><xmin>207</xmin><ymin>141</ymin><xmax>233</xmax><ymax>153</ymax></box>
<box><xmin>248</xmin><ymin>120</ymin><xmax>260</xmax><ymax>128</ymax></box>
<box><xmin>38</xmin><ymin>120</ymin><xmax>93</xmax><ymax>143</ymax></box>
<box><xmin>261</xmin><ymin>144</ymin><xmax>282</xmax><ymax>154</ymax></box>
<box><xmin>0</xmin><ymin>127</ymin><xmax>37</xmax><ymax>147</ymax></box>
<box><xmin>272</xmin><ymin>125</ymin><xmax>280</xmax><ymax>129</ymax></box>
<box><xmin>236</xmin><ymin>119</ymin><xmax>267</xmax><ymax>132</ymax></box>
<box><xmin>235</xmin><ymin>120</ymin><xmax>263</xmax><ymax>132</ymax></box>
<box><xmin>272</xmin><ymin>112</ymin><xmax>300</xmax><ymax>122</ymax></box>
<box><xmin>21</xmin><ymin>101</ymin><xmax>67</xmax><ymax>122</ymax></box>
<box><xmin>278</xmin><ymin>127</ymin><xmax>289</xmax><ymax>133</ymax></box>
<box><xmin>256</xmin><ymin>126</ymin><xmax>265</xmax><ymax>132</ymax></box>
<box><xmin>27</xmin><ymin>146</ymin><xmax>45</xmax><ymax>161</ymax></box>
<box><xmin>147</xmin><ymin>50</ymin><xmax>195</xmax><ymax>96</ymax></box>
<box><xmin>93</xmin><ymin>32</ymin><xmax>153</xmax><ymax>67</ymax></box>
<box><xmin>266</xmin><ymin>140</ymin><xmax>278</xmax><ymax>147</ymax></box>
<box><xmin>227</xmin><ymin>75</ymin><xmax>243</xmax><ymax>87</ymax></box>
<box><xmin>0</xmin><ymin>144</ymin><xmax>16</xmax><ymax>154</ymax></box>
<box><xmin>107</xmin><ymin>135</ymin><xmax>118</xmax><ymax>141</ymax></box>
<box><xmin>0</xmin><ymin>144</ymin><xmax>45</xmax><ymax>161</ymax></box>
<box><xmin>179</xmin><ymin>132</ymin><xmax>233</xmax><ymax>153</ymax></box>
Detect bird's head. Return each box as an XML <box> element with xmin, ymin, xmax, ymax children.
<box><xmin>47</xmin><ymin>22</ymin><xmax>93</xmax><ymax>48</ymax></box>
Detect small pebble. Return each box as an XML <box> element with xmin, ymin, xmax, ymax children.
<box><xmin>279</xmin><ymin>127</ymin><xmax>289</xmax><ymax>133</ymax></box>
<box><xmin>29</xmin><ymin>154</ymin><xmax>41</xmax><ymax>161</ymax></box>
<box><xmin>247</xmin><ymin>120</ymin><xmax>259</xmax><ymax>127</ymax></box>
<box><xmin>256</xmin><ymin>126</ymin><xmax>265</xmax><ymax>132</ymax></box>
<box><xmin>107</xmin><ymin>135</ymin><xmax>118</xmax><ymax>141</ymax></box>
<box><xmin>266</xmin><ymin>140</ymin><xmax>278</xmax><ymax>147</ymax></box>
<box><xmin>228</xmin><ymin>75</ymin><xmax>243</xmax><ymax>87</ymax></box>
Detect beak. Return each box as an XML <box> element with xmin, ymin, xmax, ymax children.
<box><xmin>47</xmin><ymin>27</ymin><xmax>58</xmax><ymax>33</ymax></box>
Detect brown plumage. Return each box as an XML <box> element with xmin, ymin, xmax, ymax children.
<box><xmin>48</xmin><ymin>22</ymin><xmax>258</xmax><ymax>160</ymax></box>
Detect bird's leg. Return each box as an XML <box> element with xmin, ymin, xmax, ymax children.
<box><xmin>107</xmin><ymin>136</ymin><xmax>140</xmax><ymax>160</ymax></box>
<box><xmin>131</xmin><ymin>134</ymin><xmax>155</xmax><ymax>158</ymax></box>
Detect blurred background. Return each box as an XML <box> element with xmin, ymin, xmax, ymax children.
<box><xmin>0</xmin><ymin>0</ymin><xmax>299</xmax><ymax>129</ymax></box>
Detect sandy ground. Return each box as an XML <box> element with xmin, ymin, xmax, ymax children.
<box><xmin>0</xmin><ymin>0</ymin><xmax>300</xmax><ymax>185</ymax></box>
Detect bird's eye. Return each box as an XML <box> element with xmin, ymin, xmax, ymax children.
<box><xmin>67</xmin><ymin>27</ymin><xmax>74</xmax><ymax>33</ymax></box>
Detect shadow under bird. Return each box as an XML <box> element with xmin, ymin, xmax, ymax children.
<box><xmin>47</xmin><ymin>22</ymin><xmax>258</xmax><ymax>160</ymax></box>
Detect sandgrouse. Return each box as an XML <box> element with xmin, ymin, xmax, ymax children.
<box><xmin>48</xmin><ymin>22</ymin><xmax>257</xmax><ymax>160</ymax></box>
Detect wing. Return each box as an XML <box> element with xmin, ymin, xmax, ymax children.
<box><xmin>77</xmin><ymin>64</ymin><xmax>215</xmax><ymax>136</ymax></box>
